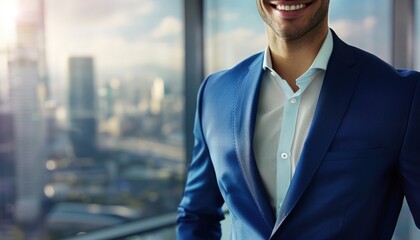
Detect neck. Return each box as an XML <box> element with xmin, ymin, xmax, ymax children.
<box><xmin>267</xmin><ymin>25</ymin><xmax>328</xmax><ymax>92</ymax></box>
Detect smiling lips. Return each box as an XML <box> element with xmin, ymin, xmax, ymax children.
<box><xmin>275</xmin><ymin>4</ymin><xmax>306</xmax><ymax>11</ymax></box>
<box><xmin>267</xmin><ymin>1</ymin><xmax>312</xmax><ymax>19</ymax></box>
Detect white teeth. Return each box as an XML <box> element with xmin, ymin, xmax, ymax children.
<box><xmin>276</xmin><ymin>4</ymin><xmax>306</xmax><ymax>11</ymax></box>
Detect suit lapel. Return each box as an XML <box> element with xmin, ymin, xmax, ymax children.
<box><xmin>271</xmin><ymin>32</ymin><xmax>360</xmax><ymax>237</ymax></box>
<box><xmin>233</xmin><ymin>53</ymin><xmax>276</xmax><ymax>230</ymax></box>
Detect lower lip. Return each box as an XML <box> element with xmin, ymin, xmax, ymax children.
<box><xmin>270</xmin><ymin>4</ymin><xmax>310</xmax><ymax>19</ymax></box>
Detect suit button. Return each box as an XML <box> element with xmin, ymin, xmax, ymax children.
<box><xmin>281</xmin><ymin>153</ymin><xmax>288</xmax><ymax>159</ymax></box>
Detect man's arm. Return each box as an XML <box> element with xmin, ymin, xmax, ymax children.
<box><xmin>400</xmin><ymin>72</ymin><xmax>420</xmax><ymax>229</ymax></box>
<box><xmin>177</xmin><ymin>81</ymin><xmax>225</xmax><ymax>239</ymax></box>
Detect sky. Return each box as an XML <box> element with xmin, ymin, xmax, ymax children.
<box><xmin>45</xmin><ymin>0</ymin><xmax>183</xmax><ymax>73</ymax></box>
<box><xmin>0</xmin><ymin>0</ymin><xmax>419</xmax><ymax>105</ymax></box>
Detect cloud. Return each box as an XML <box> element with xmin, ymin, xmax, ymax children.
<box><xmin>151</xmin><ymin>17</ymin><xmax>182</xmax><ymax>39</ymax></box>
<box><xmin>330</xmin><ymin>16</ymin><xmax>378</xmax><ymax>39</ymax></box>
<box><xmin>206</xmin><ymin>28</ymin><xmax>266</xmax><ymax>73</ymax></box>
<box><xmin>46</xmin><ymin>0</ymin><xmax>155</xmax><ymax>28</ymax></box>
<box><xmin>330</xmin><ymin>16</ymin><xmax>390</xmax><ymax>62</ymax></box>
<box><xmin>88</xmin><ymin>35</ymin><xmax>183</xmax><ymax>72</ymax></box>
<box><xmin>46</xmin><ymin>26</ymin><xmax>183</xmax><ymax>88</ymax></box>
<box><xmin>208</xmin><ymin>9</ymin><xmax>240</xmax><ymax>22</ymax></box>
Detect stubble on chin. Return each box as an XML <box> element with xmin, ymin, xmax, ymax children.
<box><xmin>258</xmin><ymin>0</ymin><xmax>330</xmax><ymax>43</ymax></box>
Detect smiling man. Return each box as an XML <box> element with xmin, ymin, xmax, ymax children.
<box><xmin>177</xmin><ymin>0</ymin><xmax>420</xmax><ymax>239</ymax></box>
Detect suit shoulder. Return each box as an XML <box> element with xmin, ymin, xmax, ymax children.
<box><xmin>196</xmin><ymin>52</ymin><xmax>263</xmax><ymax>111</ymax></box>
<box><xmin>350</xmin><ymin>46</ymin><xmax>420</xmax><ymax>81</ymax></box>
<box><xmin>204</xmin><ymin>52</ymin><xmax>263</xmax><ymax>85</ymax></box>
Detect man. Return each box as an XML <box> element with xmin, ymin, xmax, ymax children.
<box><xmin>177</xmin><ymin>0</ymin><xmax>420</xmax><ymax>239</ymax></box>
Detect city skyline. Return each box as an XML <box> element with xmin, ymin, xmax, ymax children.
<box><xmin>0</xmin><ymin>1</ymin><xmax>187</xmax><ymax>238</ymax></box>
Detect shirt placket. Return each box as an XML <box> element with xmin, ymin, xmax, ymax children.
<box><xmin>273</xmin><ymin>72</ymin><xmax>313</xmax><ymax>216</ymax></box>
<box><xmin>276</xmin><ymin>93</ymin><xmax>301</xmax><ymax>215</ymax></box>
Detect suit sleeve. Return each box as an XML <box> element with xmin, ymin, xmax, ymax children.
<box><xmin>400</xmin><ymin>73</ymin><xmax>420</xmax><ymax>229</ymax></box>
<box><xmin>177</xmin><ymin>78</ymin><xmax>225</xmax><ymax>240</ymax></box>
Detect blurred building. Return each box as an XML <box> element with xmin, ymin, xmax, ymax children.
<box><xmin>7</xmin><ymin>0</ymin><xmax>48</xmax><ymax>224</ymax></box>
<box><xmin>0</xmin><ymin>112</ymin><xmax>15</xmax><ymax>221</ymax></box>
<box><xmin>150</xmin><ymin>78</ymin><xmax>165</xmax><ymax>115</ymax></box>
<box><xmin>68</xmin><ymin>57</ymin><xmax>97</xmax><ymax>158</ymax></box>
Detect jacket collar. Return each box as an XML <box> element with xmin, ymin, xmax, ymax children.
<box><xmin>232</xmin><ymin>52</ymin><xmax>277</xmax><ymax>231</ymax></box>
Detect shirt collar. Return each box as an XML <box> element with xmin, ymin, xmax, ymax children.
<box><xmin>263</xmin><ymin>28</ymin><xmax>333</xmax><ymax>71</ymax></box>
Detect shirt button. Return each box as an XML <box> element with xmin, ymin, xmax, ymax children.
<box><xmin>290</xmin><ymin>98</ymin><xmax>297</xmax><ymax>104</ymax></box>
<box><xmin>281</xmin><ymin>153</ymin><xmax>288</xmax><ymax>159</ymax></box>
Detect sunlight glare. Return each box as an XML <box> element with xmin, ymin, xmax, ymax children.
<box><xmin>0</xmin><ymin>0</ymin><xmax>18</xmax><ymax>46</ymax></box>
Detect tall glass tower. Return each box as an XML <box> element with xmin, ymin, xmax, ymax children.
<box><xmin>8</xmin><ymin>0</ymin><xmax>47</xmax><ymax>224</ymax></box>
<box><xmin>68</xmin><ymin>57</ymin><xmax>97</xmax><ymax>158</ymax></box>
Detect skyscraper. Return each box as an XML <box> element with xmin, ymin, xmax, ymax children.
<box><xmin>8</xmin><ymin>0</ymin><xmax>47</xmax><ymax>223</ymax></box>
<box><xmin>68</xmin><ymin>57</ymin><xmax>97</xmax><ymax>158</ymax></box>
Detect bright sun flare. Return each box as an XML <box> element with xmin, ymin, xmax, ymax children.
<box><xmin>0</xmin><ymin>1</ymin><xmax>18</xmax><ymax>46</ymax></box>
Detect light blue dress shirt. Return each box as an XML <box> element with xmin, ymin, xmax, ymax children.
<box><xmin>253</xmin><ymin>29</ymin><xmax>333</xmax><ymax>216</ymax></box>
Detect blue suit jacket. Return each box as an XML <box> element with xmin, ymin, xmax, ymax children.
<box><xmin>177</xmin><ymin>31</ymin><xmax>420</xmax><ymax>239</ymax></box>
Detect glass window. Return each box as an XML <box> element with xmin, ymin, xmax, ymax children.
<box><xmin>204</xmin><ymin>0</ymin><xmax>266</xmax><ymax>74</ymax></box>
<box><xmin>0</xmin><ymin>0</ymin><xmax>185</xmax><ymax>239</ymax></box>
<box><xmin>416</xmin><ymin>1</ymin><xmax>420</xmax><ymax>70</ymax></box>
<box><xmin>329</xmin><ymin>0</ymin><xmax>392</xmax><ymax>63</ymax></box>
<box><xmin>411</xmin><ymin>5</ymin><xmax>420</xmax><ymax>240</ymax></box>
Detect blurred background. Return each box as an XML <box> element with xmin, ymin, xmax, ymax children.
<box><xmin>0</xmin><ymin>0</ymin><xmax>418</xmax><ymax>239</ymax></box>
